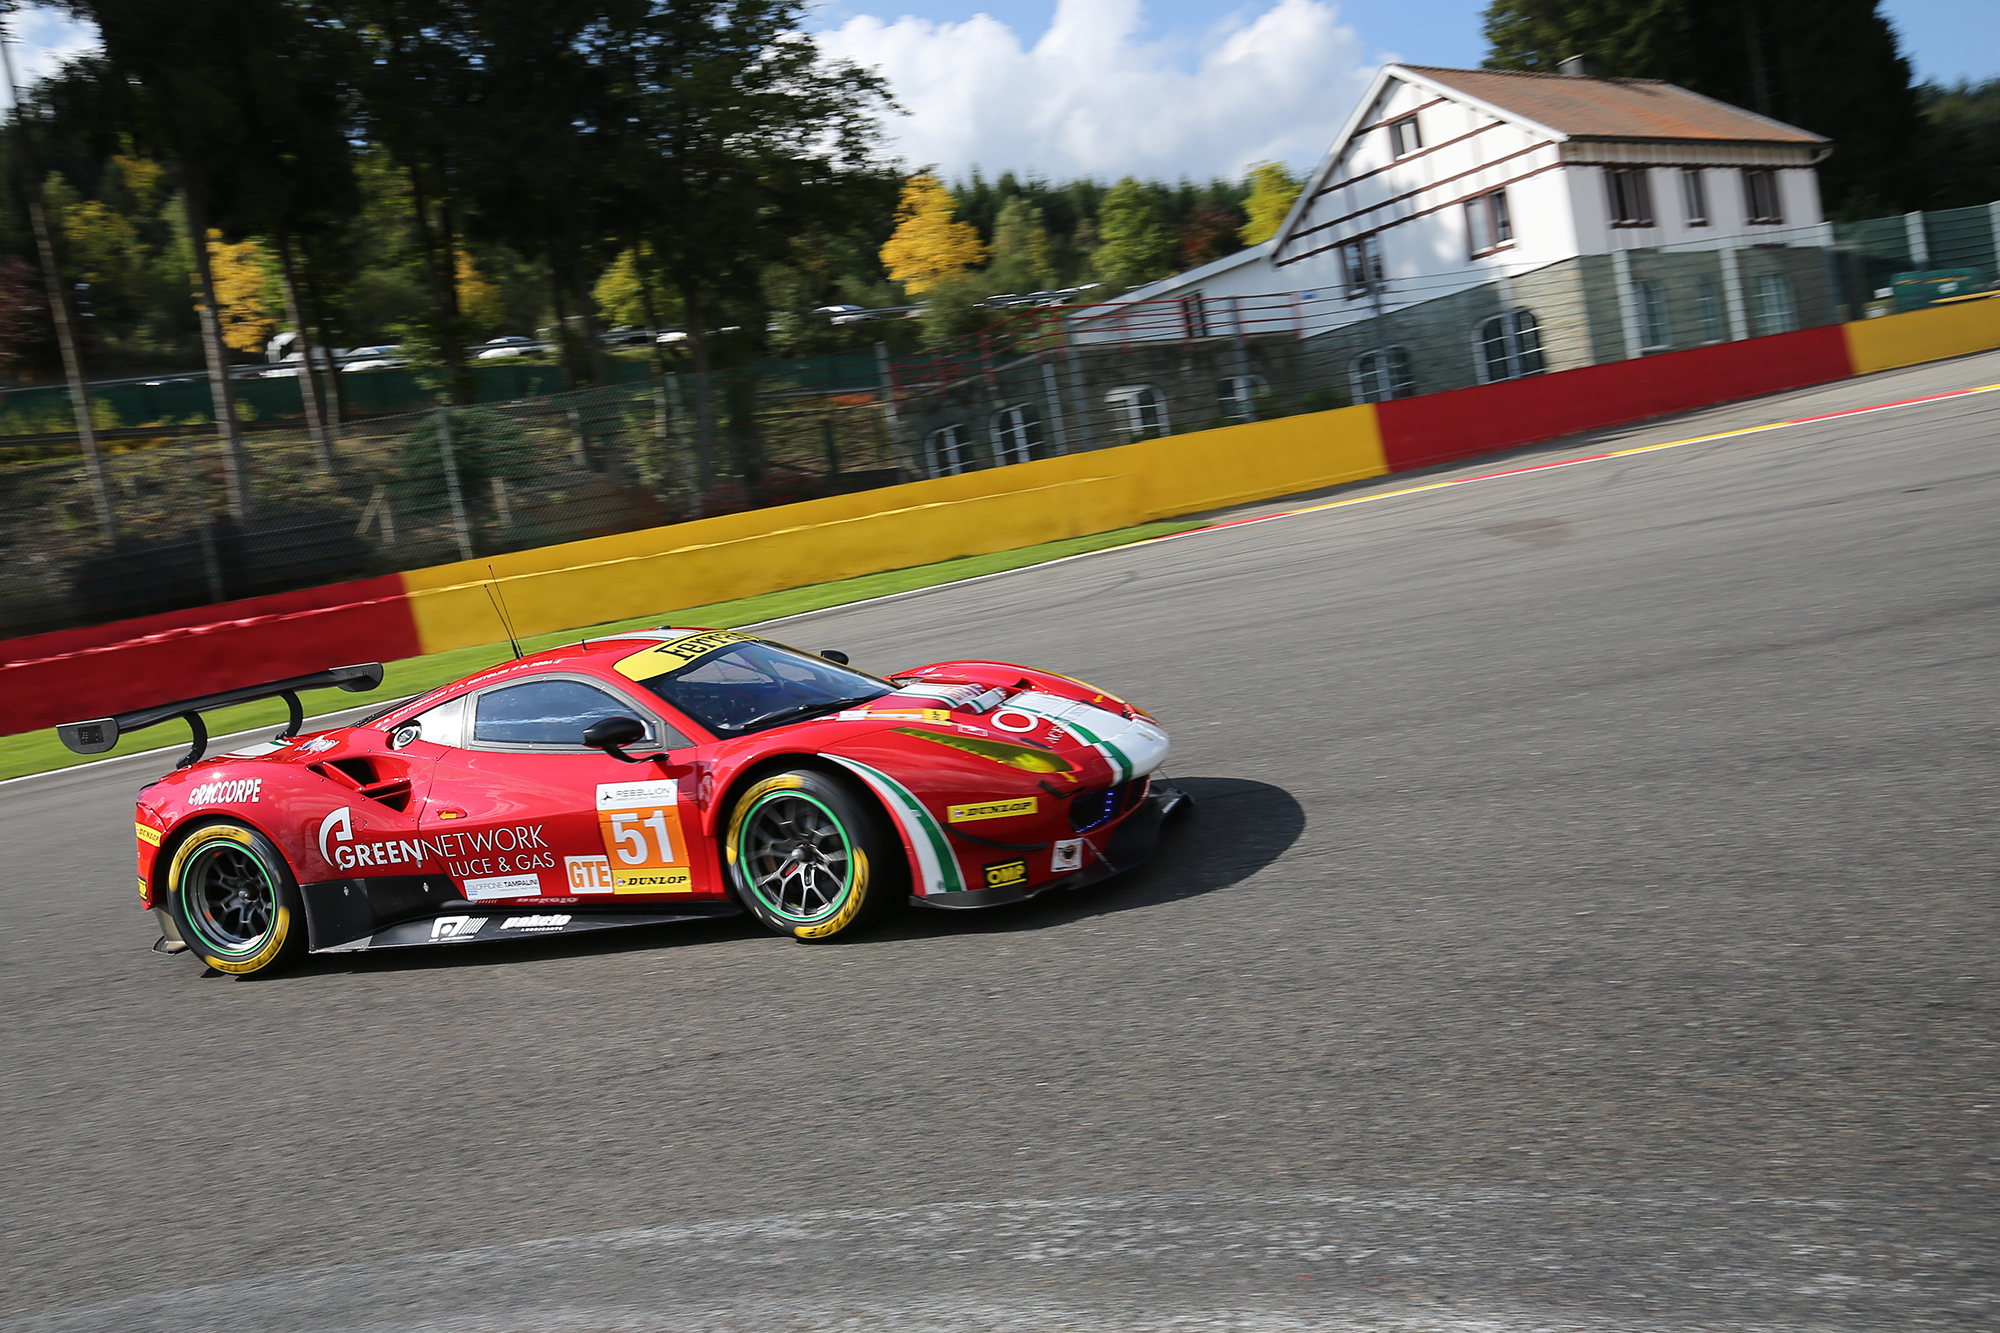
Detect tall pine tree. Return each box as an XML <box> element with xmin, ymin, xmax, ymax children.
<box><xmin>1482</xmin><ymin>0</ymin><xmax>1922</xmax><ymax>216</ymax></box>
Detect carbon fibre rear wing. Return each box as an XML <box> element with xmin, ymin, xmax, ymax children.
<box><xmin>56</xmin><ymin>663</ymin><xmax>385</xmax><ymax>768</ymax></box>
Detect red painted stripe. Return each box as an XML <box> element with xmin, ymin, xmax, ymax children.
<box><xmin>1</xmin><ymin>573</ymin><xmax>420</xmax><ymax>734</ymax></box>
<box><xmin>1374</xmin><ymin>325</ymin><xmax>1854</xmax><ymax>473</ymax></box>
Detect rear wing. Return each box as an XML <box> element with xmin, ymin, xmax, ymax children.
<box><xmin>56</xmin><ymin>663</ymin><xmax>385</xmax><ymax>768</ymax></box>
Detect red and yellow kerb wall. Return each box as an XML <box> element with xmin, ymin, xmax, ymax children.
<box><xmin>5</xmin><ymin>296</ymin><xmax>1996</xmax><ymax>736</ymax></box>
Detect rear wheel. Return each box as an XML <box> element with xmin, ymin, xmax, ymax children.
<box><xmin>165</xmin><ymin>821</ymin><xmax>307</xmax><ymax>976</ymax></box>
<box><xmin>726</xmin><ymin>770</ymin><xmax>900</xmax><ymax>940</ymax></box>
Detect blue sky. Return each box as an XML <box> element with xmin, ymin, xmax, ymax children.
<box><xmin>8</xmin><ymin>0</ymin><xmax>1995</xmax><ymax>181</ymax></box>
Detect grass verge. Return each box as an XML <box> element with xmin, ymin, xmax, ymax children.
<box><xmin>1</xmin><ymin>517</ymin><xmax>1200</xmax><ymax>782</ymax></box>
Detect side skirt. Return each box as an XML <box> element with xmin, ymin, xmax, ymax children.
<box><xmin>312</xmin><ymin>903</ymin><xmax>744</xmax><ymax>953</ymax></box>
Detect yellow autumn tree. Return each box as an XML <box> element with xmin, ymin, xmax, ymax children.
<box><xmin>456</xmin><ymin>250</ymin><xmax>505</xmax><ymax>329</ymax></box>
<box><xmin>879</xmin><ymin>173</ymin><xmax>987</xmax><ymax>295</ymax></box>
<box><xmin>1238</xmin><ymin>161</ymin><xmax>1303</xmax><ymax>246</ymax></box>
<box><xmin>207</xmin><ymin>231</ymin><xmax>277</xmax><ymax>353</ymax></box>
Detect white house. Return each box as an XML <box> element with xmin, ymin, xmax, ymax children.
<box><xmin>1074</xmin><ymin>63</ymin><xmax>1833</xmax><ymax>392</ymax></box>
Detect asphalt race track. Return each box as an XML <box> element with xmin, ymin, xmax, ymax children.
<box><xmin>3</xmin><ymin>354</ymin><xmax>1996</xmax><ymax>1332</ymax></box>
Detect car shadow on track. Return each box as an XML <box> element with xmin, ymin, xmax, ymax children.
<box><xmin>256</xmin><ymin>774</ymin><xmax>1299</xmax><ymax>977</ymax></box>
<box><xmin>862</xmin><ymin>773</ymin><xmax>1304</xmax><ymax>943</ymax></box>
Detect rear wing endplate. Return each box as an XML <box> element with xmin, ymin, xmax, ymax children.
<box><xmin>56</xmin><ymin>663</ymin><xmax>385</xmax><ymax>768</ymax></box>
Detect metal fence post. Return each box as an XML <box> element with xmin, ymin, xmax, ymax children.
<box><xmin>1720</xmin><ymin>245</ymin><xmax>1750</xmax><ymax>341</ymax></box>
<box><xmin>435</xmin><ymin>407</ymin><xmax>475</xmax><ymax>562</ymax></box>
<box><xmin>1904</xmin><ymin>210</ymin><xmax>1930</xmax><ymax>269</ymax></box>
<box><xmin>1611</xmin><ymin>249</ymin><xmax>1643</xmax><ymax>359</ymax></box>
<box><xmin>1040</xmin><ymin>355</ymin><xmax>1070</xmax><ymax>454</ymax></box>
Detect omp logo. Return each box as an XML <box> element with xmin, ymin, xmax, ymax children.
<box><xmin>430</xmin><ymin>916</ymin><xmax>486</xmax><ymax>942</ymax></box>
<box><xmin>318</xmin><ymin>807</ymin><xmax>354</xmax><ymax>864</ymax></box>
<box><xmin>188</xmin><ymin>777</ymin><xmax>263</xmax><ymax>807</ymax></box>
<box><xmin>500</xmin><ymin>914</ymin><xmax>571</xmax><ymax>932</ymax></box>
<box><xmin>984</xmin><ymin>860</ymin><xmax>1028</xmax><ymax>889</ymax></box>
<box><xmin>948</xmin><ymin>797</ymin><xmax>1039</xmax><ymax>823</ymax></box>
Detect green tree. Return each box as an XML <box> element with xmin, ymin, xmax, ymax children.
<box><xmin>1093</xmin><ymin>178</ymin><xmax>1177</xmax><ymax>292</ymax></box>
<box><xmin>1238</xmin><ymin>161</ymin><xmax>1302</xmax><ymax>245</ymax></box>
<box><xmin>987</xmin><ymin>196</ymin><xmax>1057</xmax><ymax>293</ymax></box>
<box><xmin>1914</xmin><ymin>78</ymin><xmax>2000</xmax><ymax>209</ymax></box>
<box><xmin>1481</xmin><ymin>0</ymin><xmax>1923</xmax><ymax>216</ymax></box>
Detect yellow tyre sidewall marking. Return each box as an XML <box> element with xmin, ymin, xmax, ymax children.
<box><xmin>724</xmin><ymin>775</ymin><xmax>806</xmax><ymax>872</ymax></box>
<box><xmin>795</xmin><ymin>849</ymin><xmax>869</xmax><ymax>940</ymax></box>
<box><xmin>168</xmin><ymin>824</ymin><xmax>290</xmax><ymax>973</ymax></box>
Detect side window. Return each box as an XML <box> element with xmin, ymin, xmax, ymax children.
<box><xmin>1743</xmin><ymin>169</ymin><xmax>1784</xmax><ymax>224</ymax></box>
<box><xmin>1216</xmin><ymin>374</ymin><xmax>1266</xmax><ymax>424</ymax></box>
<box><xmin>1105</xmin><ymin>385</ymin><xmax>1169</xmax><ymax>439</ymax></box>
<box><xmin>1348</xmin><ymin>347</ymin><xmax>1413</xmax><ymax>403</ymax></box>
<box><xmin>473</xmin><ymin>678</ymin><xmax>649</xmax><ymax>748</ymax></box>
<box><xmin>1388</xmin><ymin>114</ymin><xmax>1421</xmax><ymax>157</ymax></box>
<box><xmin>1694</xmin><ymin>275</ymin><xmax>1726</xmax><ymax>343</ymax></box>
<box><xmin>990</xmin><ymin>403</ymin><xmax>1043</xmax><ymax>465</ymax></box>
<box><xmin>1607</xmin><ymin>168</ymin><xmax>1655</xmax><ymax>227</ymax></box>
<box><xmin>1476</xmin><ymin>308</ymin><xmax>1545</xmax><ymax>383</ymax></box>
<box><xmin>927</xmin><ymin>423</ymin><xmax>970</xmax><ymax>476</ymax></box>
<box><xmin>1749</xmin><ymin>272</ymin><xmax>1796</xmax><ymax>336</ymax></box>
<box><xmin>1637</xmin><ymin>279</ymin><xmax>1671</xmax><ymax>351</ymax></box>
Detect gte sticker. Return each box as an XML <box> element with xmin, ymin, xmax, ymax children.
<box><xmin>430</xmin><ymin>916</ymin><xmax>486</xmax><ymax>942</ymax></box>
<box><xmin>1051</xmin><ymin>838</ymin><xmax>1084</xmax><ymax>873</ymax></box>
<box><xmin>187</xmin><ymin>777</ymin><xmax>263</xmax><ymax>807</ymax></box>
<box><xmin>595</xmin><ymin>781</ymin><xmax>691</xmax><ymax>892</ymax></box>
<box><xmin>984</xmin><ymin>860</ymin><xmax>1028</xmax><ymax>889</ymax></box>
<box><xmin>465</xmin><ymin>873</ymin><xmax>541</xmax><ymax>901</ymax></box>
<box><xmin>948</xmin><ymin>796</ymin><xmax>1039</xmax><ymax>823</ymax></box>
<box><xmin>565</xmin><ymin>855</ymin><xmax>616</xmax><ymax>892</ymax></box>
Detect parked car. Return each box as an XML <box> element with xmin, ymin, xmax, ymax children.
<box><xmin>474</xmin><ymin>336</ymin><xmax>538</xmax><ymax>359</ymax></box>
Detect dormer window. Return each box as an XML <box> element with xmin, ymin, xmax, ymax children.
<box><xmin>1388</xmin><ymin>115</ymin><xmax>1422</xmax><ymax>157</ymax></box>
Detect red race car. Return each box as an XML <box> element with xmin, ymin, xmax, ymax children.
<box><xmin>59</xmin><ymin>628</ymin><xmax>1185</xmax><ymax>975</ymax></box>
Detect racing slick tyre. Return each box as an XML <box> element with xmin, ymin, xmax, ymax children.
<box><xmin>726</xmin><ymin>769</ymin><xmax>902</xmax><ymax>941</ymax></box>
<box><xmin>164</xmin><ymin>820</ymin><xmax>308</xmax><ymax>976</ymax></box>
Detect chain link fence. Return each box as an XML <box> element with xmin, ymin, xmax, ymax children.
<box><xmin>4</xmin><ymin>202</ymin><xmax>1994</xmax><ymax>641</ymax></box>
<box><xmin>0</xmin><ymin>369</ymin><xmax>903</xmax><ymax>638</ymax></box>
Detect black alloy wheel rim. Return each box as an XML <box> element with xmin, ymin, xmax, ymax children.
<box><xmin>185</xmin><ymin>844</ymin><xmax>276</xmax><ymax>951</ymax></box>
<box><xmin>741</xmin><ymin>793</ymin><xmax>853</xmax><ymax>924</ymax></box>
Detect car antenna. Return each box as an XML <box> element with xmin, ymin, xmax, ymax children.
<box><xmin>484</xmin><ymin>564</ymin><xmax>524</xmax><ymax>661</ymax></box>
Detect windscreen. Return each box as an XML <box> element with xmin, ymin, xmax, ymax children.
<box><xmin>628</xmin><ymin>638</ymin><xmax>891</xmax><ymax>736</ymax></box>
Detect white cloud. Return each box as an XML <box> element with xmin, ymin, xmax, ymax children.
<box><xmin>817</xmin><ymin>0</ymin><xmax>1377</xmax><ymax>182</ymax></box>
<box><xmin>0</xmin><ymin>5</ymin><xmax>100</xmax><ymax>105</ymax></box>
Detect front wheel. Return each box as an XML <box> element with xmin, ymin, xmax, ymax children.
<box><xmin>165</xmin><ymin>821</ymin><xmax>308</xmax><ymax>976</ymax></box>
<box><xmin>725</xmin><ymin>770</ymin><xmax>901</xmax><ymax>940</ymax></box>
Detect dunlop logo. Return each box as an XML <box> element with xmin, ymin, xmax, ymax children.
<box><xmin>948</xmin><ymin>796</ymin><xmax>1038</xmax><ymax>823</ymax></box>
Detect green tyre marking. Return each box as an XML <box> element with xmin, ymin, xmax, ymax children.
<box><xmin>735</xmin><ymin>789</ymin><xmax>855</xmax><ymax>925</ymax></box>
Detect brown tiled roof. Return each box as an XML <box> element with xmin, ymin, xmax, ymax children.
<box><xmin>1399</xmin><ymin>65</ymin><xmax>1827</xmax><ymax>144</ymax></box>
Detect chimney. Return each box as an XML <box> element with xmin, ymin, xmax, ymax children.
<box><xmin>1557</xmin><ymin>54</ymin><xmax>1596</xmax><ymax>77</ymax></box>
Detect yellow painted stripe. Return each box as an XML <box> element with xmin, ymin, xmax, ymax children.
<box><xmin>1844</xmin><ymin>297</ymin><xmax>2000</xmax><ymax>376</ymax></box>
<box><xmin>404</xmin><ymin>403</ymin><xmax>1387</xmax><ymax>654</ymax></box>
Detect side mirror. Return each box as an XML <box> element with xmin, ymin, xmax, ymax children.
<box><xmin>582</xmin><ymin>715</ymin><xmax>650</xmax><ymax>764</ymax></box>
<box><xmin>819</xmin><ymin>649</ymin><xmax>850</xmax><ymax>665</ymax></box>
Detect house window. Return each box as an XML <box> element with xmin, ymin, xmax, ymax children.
<box><xmin>1466</xmin><ymin>189</ymin><xmax>1513</xmax><ymax>257</ymax></box>
<box><xmin>1749</xmin><ymin>272</ymin><xmax>1796</xmax><ymax>336</ymax></box>
<box><xmin>991</xmin><ymin>404</ymin><xmax>1043</xmax><ymax>466</ymax></box>
<box><xmin>1348</xmin><ymin>347</ymin><xmax>1414</xmax><ymax>403</ymax></box>
<box><xmin>1680</xmin><ymin>169</ymin><xmax>1709</xmax><ymax>226</ymax></box>
<box><xmin>1217</xmin><ymin>375</ymin><xmax>1267</xmax><ymax>424</ymax></box>
<box><xmin>1339</xmin><ymin>235</ymin><xmax>1384</xmax><ymax>297</ymax></box>
<box><xmin>1743</xmin><ymin>169</ymin><xmax>1783</xmax><ymax>224</ymax></box>
<box><xmin>1694</xmin><ymin>275</ymin><xmax>1726</xmax><ymax>343</ymax></box>
<box><xmin>1183</xmin><ymin>294</ymin><xmax>1209</xmax><ymax>339</ymax></box>
<box><xmin>1476</xmin><ymin>308</ymin><xmax>1545</xmax><ymax>383</ymax></box>
<box><xmin>1105</xmin><ymin>385</ymin><xmax>1169</xmax><ymax>439</ymax></box>
<box><xmin>1636</xmin><ymin>279</ymin><xmax>1671</xmax><ymax>351</ymax></box>
<box><xmin>1607</xmin><ymin>168</ymin><xmax>1654</xmax><ymax>227</ymax></box>
<box><xmin>1389</xmin><ymin>114</ymin><xmax>1422</xmax><ymax>157</ymax></box>
<box><xmin>927</xmin><ymin>423</ymin><xmax>971</xmax><ymax>476</ymax></box>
